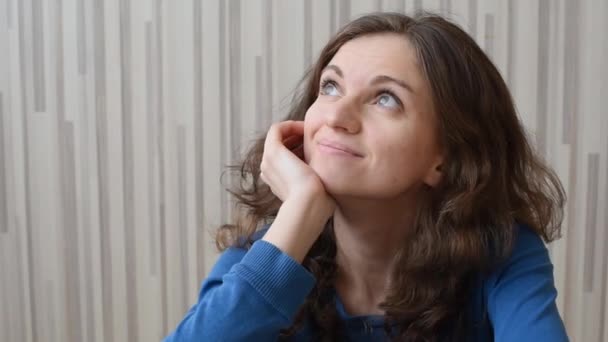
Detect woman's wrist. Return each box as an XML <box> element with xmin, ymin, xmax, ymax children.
<box><xmin>262</xmin><ymin>194</ymin><xmax>333</xmax><ymax>263</ymax></box>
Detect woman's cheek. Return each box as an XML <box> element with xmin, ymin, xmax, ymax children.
<box><xmin>303</xmin><ymin>111</ymin><xmax>323</xmax><ymax>157</ymax></box>
<box><xmin>303</xmin><ymin>138</ymin><xmax>312</xmax><ymax>164</ymax></box>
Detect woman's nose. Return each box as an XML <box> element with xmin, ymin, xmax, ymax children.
<box><xmin>325</xmin><ymin>97</ymin><xmax>361</xmax><ymax>133</ymax></box>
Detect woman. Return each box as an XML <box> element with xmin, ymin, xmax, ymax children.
<box><xmin>164</xmin><ymin>12</ymin><xmax>568</xmax><ymax>341</ymax></box>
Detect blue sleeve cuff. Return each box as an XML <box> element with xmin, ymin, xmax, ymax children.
<box><xmin>234</xmin><ymin>240</ymin><xmax>316</xmax><ymax>319</ymax></box>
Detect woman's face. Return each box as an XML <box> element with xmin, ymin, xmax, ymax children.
<box><xmin>304</xmin><ymin>33</ymin><xmax>443</xmax><ymax>199</ymax></box>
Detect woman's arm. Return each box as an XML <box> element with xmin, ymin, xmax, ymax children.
<box><xmin>163</xmin><ymin>234</ymin><xmax>316</xmax><ymax>341</ymax></box>
<box><xmin>164</xmin><ymin>121</ymin><xmax>335</xmax><ymax>340</ymax></box>
<box><xmin>486</xmin><ymin>226</ymin><xmax>569</xmax><ymax>342</ymax></box>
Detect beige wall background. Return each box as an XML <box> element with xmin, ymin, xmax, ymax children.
<box><xmin>0</xmin><ymin>0</ymin><xmax>606</xmax><ymax>341</ymax></box>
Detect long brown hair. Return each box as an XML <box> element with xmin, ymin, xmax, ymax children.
<box><xmin>216</xmin><ymin>12</ymin><xmax>565</xmax><ymax>341</ymax></box>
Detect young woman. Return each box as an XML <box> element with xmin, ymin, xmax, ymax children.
<box><xmin>164</xmin><ymin>12</ymin><xmax>568</xmax><ymax>341</ymax></box>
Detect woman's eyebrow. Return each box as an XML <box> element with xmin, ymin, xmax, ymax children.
<box><xmin>321</xmin><ymin>64</ymin><xmax>414</xmax><ymax>94</ymax></box>
<box><xmin>370</xmin><ymin>75</ymin><xmax>415</xmax><ymax>94</ymax></box>
<box><xmin>322</xmin><ymin>64</ymin><xmax>343</xmax><ymax>78</ymax></box>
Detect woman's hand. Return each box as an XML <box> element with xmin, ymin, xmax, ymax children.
<box><xmin>260</xmin><ymin>120</ymin><xmax>336</xmax><ymax>262</ymax></box>
<box><xmin>260</xmin><ymin>120</ymin><xmax>334</xmax><ymax>214</ymax></box>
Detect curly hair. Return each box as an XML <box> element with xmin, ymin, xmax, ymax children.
<box><xmin>215</xmin><ymin>12</ymin><xmax>565</xmax><ymax>341</ymax></box>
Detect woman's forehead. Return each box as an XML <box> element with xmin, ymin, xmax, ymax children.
<box><xmin>327</xmin><ymin>34</ymin><xmax>424</xmax><ymax>89</ymax></box>
<box><xmin>323</xmin><ymin>34</ymin><xmax>429</xmax><ymax>99</ymax></box>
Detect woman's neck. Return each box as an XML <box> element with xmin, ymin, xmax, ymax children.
<box><xmin>331</xmin><ymin>194</ymin><xmax>417</xmax><ymax>315</ymax></box>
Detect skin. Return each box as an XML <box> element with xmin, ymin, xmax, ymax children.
<box><xmin>261</xmin><ymin>33</ymin><xmax>443</xmax><ymax>316</ymax></box>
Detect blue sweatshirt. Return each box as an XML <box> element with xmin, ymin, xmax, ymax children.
<box><xmin>163</xmin><ymin>225</ymin><xmax>568</xmax><ymax>341</ymax></box>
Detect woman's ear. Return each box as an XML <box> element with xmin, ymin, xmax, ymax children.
<box><xmin>424</xmin><ymin>158</ymin><xmax>443</xmax><ymax>188</ymax></box>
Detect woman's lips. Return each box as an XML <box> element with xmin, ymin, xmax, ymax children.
<box><xmin>317</xmin><ymin>139</ymin><xmax>363</xmax><ymax>157</ymax></box>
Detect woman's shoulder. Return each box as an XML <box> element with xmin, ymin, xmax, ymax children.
<box><xmin>485</xmin><ymin>223</ymin><xmax>551</xmax><ymax>285</ymax></box>
<box><xmin>501</xmin><ymin>223</ymin><xmax>549</xmax><ymax>268</ymax></box>
<box><xmin>511</xmin><ymin>223</ymin><xmax>547</xmax><ymax>251</ymax></box>
<box><xmin>479</xmin><ymin>222</ymin><xmax>560</xmax><ymax>312</ymax></box>
<box><xmin>479</xmin><ymin>225</ymin><xmax>566</xmax><ymax>339</ymax></box>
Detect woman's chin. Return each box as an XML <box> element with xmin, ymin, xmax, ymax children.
<box><xmin>317</xmin><ymin>175</ymin><xmax>357</xmax><ymax>196</ymax></box>
<box><xmin>310</xmin><ymin>162</ymin><xmax>364</xmax><ymax>194</ymax></box>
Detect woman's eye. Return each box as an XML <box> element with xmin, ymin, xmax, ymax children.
<box><xmin>377</xmin><ymin>93</ymin><xmax>400</xmax><ymax>108</ymax></box>
<box><xmin>320</xmin><ymin>81</ymin><xmax>340</xmax><ymax>96</ymax></box>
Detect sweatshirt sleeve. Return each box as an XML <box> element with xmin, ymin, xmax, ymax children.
<box><xmin>486</xmin><ymin>226</ymin><xmax>569</xmax><ymax>342</ymax></box>
<box><xmin>163</xmin><ymin>238</ymin><xmax>316</xmax><ymax>341</ymax></box>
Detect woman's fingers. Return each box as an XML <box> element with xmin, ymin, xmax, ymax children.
<box><xmin>283</xmin><ymin>135</ymin><xmax>304</xmax><ymax>150</ymax></box>
<box><xmin>277</xmin><ymin>120</ymin><xmax>305</xmax><ymax>138</ymax></box>
<box><xmin>260</xmin><ymin>120</ymin><xmax>314</xmax><ymax>202</ymax></box>
<box><xmin>267</xmin><ymin>120</ymin><xmax>304</xmax><ymax>145</ymax></box>
<box><xmin>292</xmin><ymin>144</ymin><xmax>304</xmax><ymax>160</ymax></box>
<box><xmin>264</xmin><ymin>121</ymin><xmax>305</xmax><ymax>163</ymax></box>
